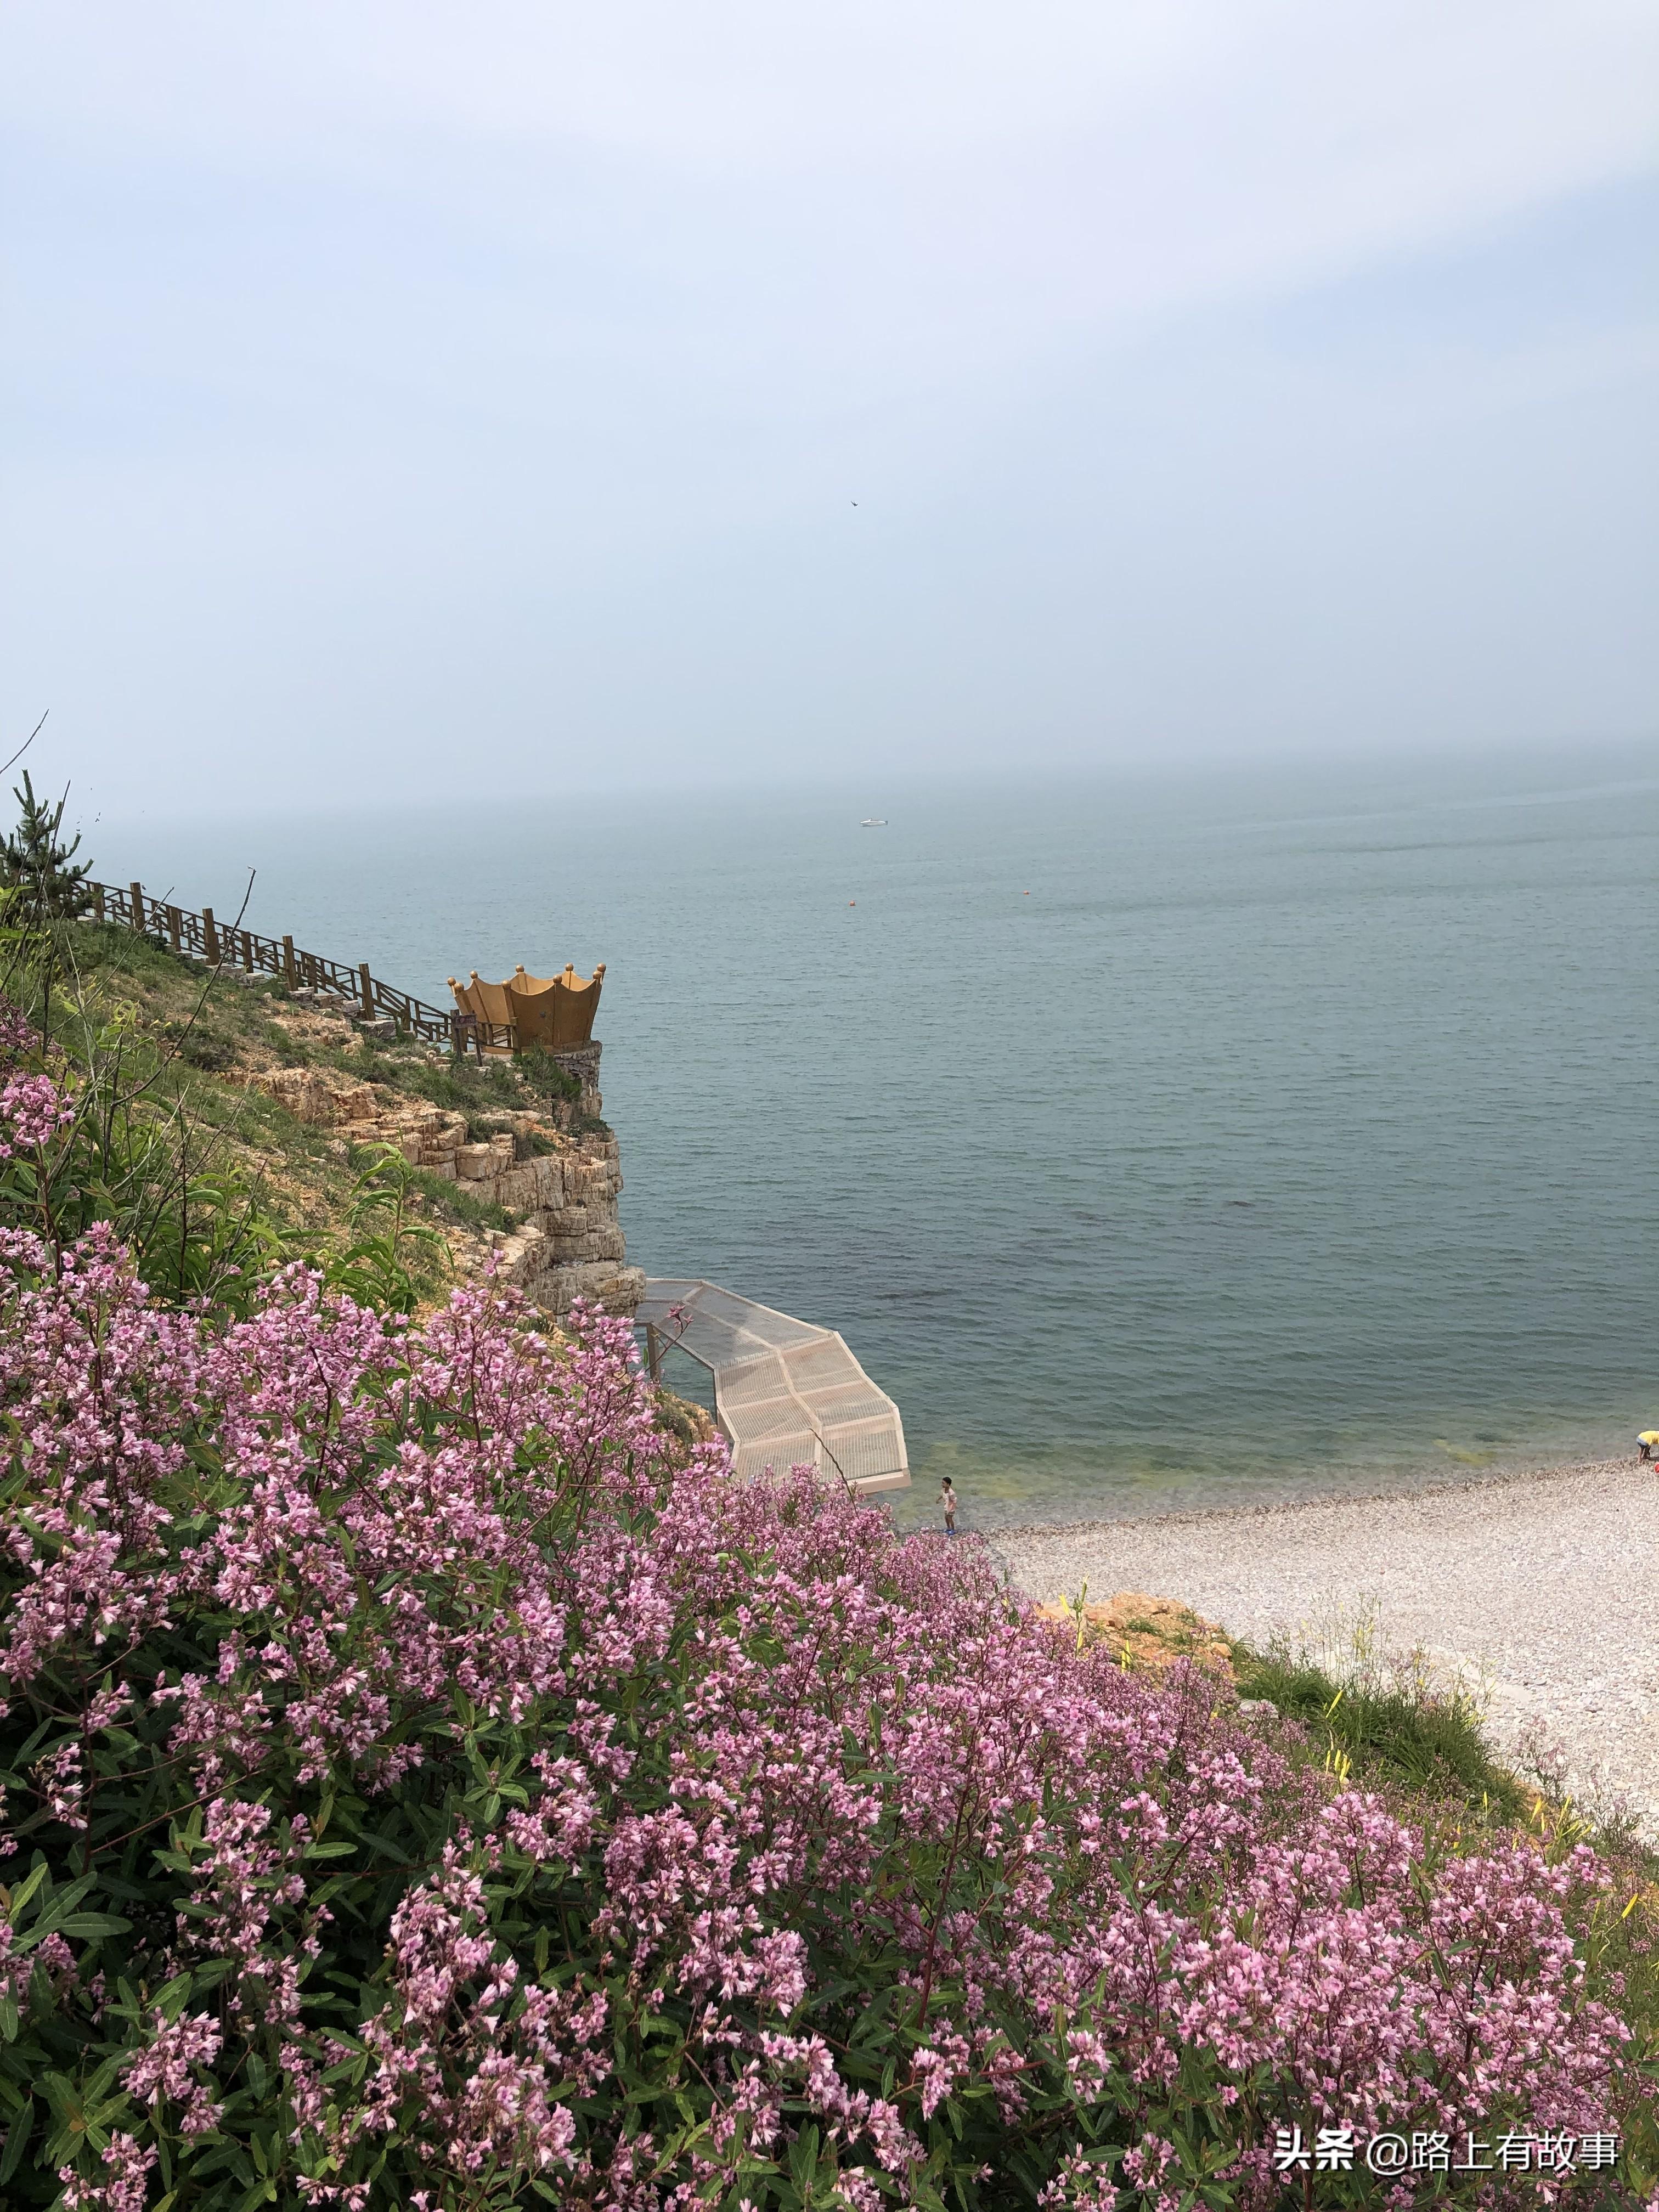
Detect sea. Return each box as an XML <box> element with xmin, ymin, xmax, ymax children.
<box><xmin>100</xmin><ymin>741</ymin><xmax>1659</xmax><ymax>1531</ymax></box>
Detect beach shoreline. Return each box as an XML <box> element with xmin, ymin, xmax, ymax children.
<box><xmin>985</xmin><ymin>1448</ymin><xmax>1630</xmax><ymax>1541</ymax></box>
<box><xmin>990</xmin><ymin>1455</ymin><xmax>1658</xmax><ymax>1827</ymax></box>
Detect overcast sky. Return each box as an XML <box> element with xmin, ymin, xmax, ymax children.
<box><xmin>3</xmin><ymin>2</ymin><xmax>1656</xmax><ymax>820</ymax></box>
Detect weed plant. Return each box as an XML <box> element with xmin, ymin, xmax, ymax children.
<box><xmin>1233</xmin><ymin>1639</ymin><xmax>1532</xmax><ymax>1826</ymax></box>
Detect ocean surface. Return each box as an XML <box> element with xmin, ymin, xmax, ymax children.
<box><xmin>102</xmin><ymin>745</ymin><xmax>1659</xmax><ymax>1530</ymax></box>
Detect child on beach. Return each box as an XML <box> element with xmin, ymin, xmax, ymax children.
<box><xmin>1638</xmin><ymin>1430</ymin><xmax>1659</xmax><ymax>1464</ymax></box>
<box><xmin>939</xmin><ymin>1476</ymin><xmax>958</xmax><ymax>1536</ymax></box>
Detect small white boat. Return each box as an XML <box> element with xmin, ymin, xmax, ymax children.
<box><xmin>860</xmin><ymin>816</ymin><xmax>888</xmax><ymax>827</ymax></box>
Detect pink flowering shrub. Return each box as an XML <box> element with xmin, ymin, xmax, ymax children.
<box><xmin>0</xmin><ymin>1227</ymin><xmax>1649</xmax><ymax>2210</ymax></box>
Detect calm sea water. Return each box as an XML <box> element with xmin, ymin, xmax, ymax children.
<box><xmin>103</xmin><ymin>746</ymin><xmax>1659</xmax><ymax>1528</ymax></box>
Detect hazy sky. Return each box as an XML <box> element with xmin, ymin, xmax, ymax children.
<box><xmin>4</xmin><ymin>2</ymin><xmax>1656</xmax><ymax>820</ymax></box>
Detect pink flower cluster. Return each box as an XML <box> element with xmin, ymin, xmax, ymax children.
<box><xmin>58</xmin><ymin>2133</ymin><xmax>156</xmax><ymax>2212</ymax></box>
<box><xmin>0</xmin><ymin>998</ymin><xmax>39</xmax><ymax>1066</ymax></box>
<box><xmin>0</xmin><ymin>1067</ymin><xmax>75</xmax><ymax>1158</ymax></box>
<box><xmin>123</xmin><ymin>2008</ymin><xmax>225</xmax><ymax>2136</ymax></box>
<box><xmin>0</xmin><ymin>1226</ymin><xmax>1646</xmax><ymax>2210</ymax></box>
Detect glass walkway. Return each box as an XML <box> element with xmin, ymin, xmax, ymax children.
<box><xmin>633</xmin><ymin>1278</ymin><xmax>910</xmax><ymax>1496</ymax></box>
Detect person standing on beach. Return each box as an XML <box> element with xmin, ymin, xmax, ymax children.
<box><xmin>939</xmin><ymin>1476</ymin><xmax>958</xmax><ymax>1536</ymax></box>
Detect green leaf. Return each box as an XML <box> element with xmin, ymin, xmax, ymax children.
<box><xmin>57</xmin><ymin>1912</ymin><xmax>134</xmax><ymax>1940</ymax></box>
<box><xmin>0</xmin><ymin>2097</ymin><xmax>33</xmax><ymax>2185</ymax></box>
<box><xmin>352</xmin><ymin>1828</ymin><xmax>407</xmax><ymax>1861</ymax></box>
<box><xmin>39</xmin><ymin>2070</ymin><xmax>82</xmax><ymax>2125</ymax></box>
<box><xmin>789</xmin><ymin>2123</ymin><xmax>822</xmax><ymax>2195</ymax></box>
<box><xmin>153</xmin><ymin>1972</ymin><xmax>195</xmax><ymax>2017</ymax></box>
<box><xmin>1</xmin><ymin>1864</ymin><xmax>48</xmax><ymax>1919</ymax></box>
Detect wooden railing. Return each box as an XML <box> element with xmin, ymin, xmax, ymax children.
<box><xmin>84</xmin><ymin>879</ymin><xmax>504</xmax><ymax>1054</ymax></box>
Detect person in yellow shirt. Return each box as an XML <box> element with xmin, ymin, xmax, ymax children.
<box><xmin>1637</xmin><ymin>1430</ymin><xmax>1659</xmax><ymax>1463</ymax></box>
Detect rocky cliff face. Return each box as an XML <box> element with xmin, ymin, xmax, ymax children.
<box><xmin>473</xmin><ymin>1129</ymin><xmax>647</xmax><ymax>1318</ymax></box>
<box><xmin>250</xmin><ymin>1052</ymin><xmax>646</xmax><ymax>1319</ymax></box>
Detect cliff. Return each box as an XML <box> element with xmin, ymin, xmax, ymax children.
<box><xmin>251</xmin><ymin>1046</ymin><xmax>645</xmax><ymax>1316</ymax></box>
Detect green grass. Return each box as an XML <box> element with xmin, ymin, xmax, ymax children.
<box><xmin>392</xmin><ymin>1158</ymin><xmax>517</xmax><ymax>1235</ymax></box>
<box><xmin>518</xmin><ymin>1044</ymin><xmax>582</xmax><ymax>1105</ymax></box>
<box><xmin>365</xmin><ymin>1045</ymin><xmax>524</xmax><ymax>1116</ymax></box>
<box><xmin>1232</xmin><ymin>1642</ymin><xmax>1532</xmax><ymax>1824</ymax></box>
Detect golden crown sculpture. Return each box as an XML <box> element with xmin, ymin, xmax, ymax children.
<box><xmin>447</xmin><ymin>962</ymin><xmax>605</xmax><ymax>1053</ymax></box>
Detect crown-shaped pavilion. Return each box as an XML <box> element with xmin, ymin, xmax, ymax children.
<box><xmin>447</xmin><ymin>961</ymin><xmax>606</xmax><ymax>1057</ymax></box>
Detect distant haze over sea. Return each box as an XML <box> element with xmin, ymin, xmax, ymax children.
<box><xmin>98</xmin><ymin>743</ymin><xmax>1659</xmax><ymax>1528</ymax></box>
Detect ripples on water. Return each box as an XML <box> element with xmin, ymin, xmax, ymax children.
<box><xmin>110</xmin><ymin>746</ymin><xmax>1659</xmax><ymax>1528</ymax></box>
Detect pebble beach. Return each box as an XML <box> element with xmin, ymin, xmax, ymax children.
<box><xmin>992</xmin><ymin>1458</ymin><xmax>1659</xmax><ymax>1826</ymax></box>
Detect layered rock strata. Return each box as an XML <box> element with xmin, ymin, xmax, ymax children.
<box><xmin>249</xmin><ymin>1056</ymin><xmax>645</xmax><ymax>1319</ymax></box>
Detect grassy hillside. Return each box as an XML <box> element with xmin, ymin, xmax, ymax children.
<box><xmin>46</xmin><ymin>918</ymin><xmax>590</xmax><ymax>1299</ymax></box>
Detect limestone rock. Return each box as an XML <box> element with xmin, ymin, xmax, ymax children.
<box><xmin>487</xmin><ymin>1224</ymin><xmax>645</xmax><ymax>1318</ymax></box>
<box><xmin>250</xmin><ymin>1067</ymin><xmax>381</xmax><ymax>1128</ymax></box>
<box><xmin>247</xmin><ymin>1040</ymin><xmax>642</xmax><ymax>1322</ymax></box>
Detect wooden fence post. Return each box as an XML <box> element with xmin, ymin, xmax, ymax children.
<box><xmin>98</xmin><ymin>875</ymin><xmax>452</xmax><ymax>1036</ymax></box>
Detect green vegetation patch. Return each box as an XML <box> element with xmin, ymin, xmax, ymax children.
<box><xmin>0</xmin><ymin>942</ymin><xmax>472</xmax><ymax>1319</ymax></box>
<box><xmin>1233</xmin><ymin>1641</ymin><xmax>1532</xmax><ymax>1826</ymax></box>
